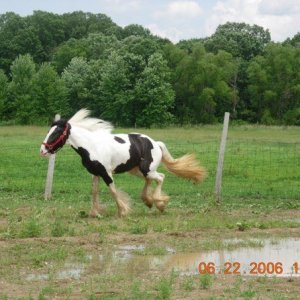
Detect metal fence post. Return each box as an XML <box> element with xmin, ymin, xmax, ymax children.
<box><xmin>215</xmin><ymin>112</ymin><xmax>230</xmax><ymax>204</ymax></box>
<box><xmin>44</xmin><ymin>114</ymin><xmax>60</xmax><ymax>200</ymax></box>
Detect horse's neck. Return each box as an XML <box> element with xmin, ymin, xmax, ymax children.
<box><xmin>68</xmin><ymin>126</ymin><xmax>108</xmax><ymax>150</ymax></box>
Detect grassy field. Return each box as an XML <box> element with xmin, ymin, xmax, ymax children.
<box><xmin>0</xmin><ymin>125</ymin><xmax>300</xmax><ymax>299</ymax></box>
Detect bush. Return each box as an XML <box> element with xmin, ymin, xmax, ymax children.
<box><xmin>283</xmin><ymin>108</ymin><xmax>300</xmax><ymax>125</ymax></box>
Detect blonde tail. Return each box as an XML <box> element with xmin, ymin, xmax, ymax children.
<box><xmin>157</xmin><ymin>142</ymin><xmax>207</xmax><ymax>183</ymax></box>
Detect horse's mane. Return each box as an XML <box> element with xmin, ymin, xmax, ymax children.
<box><xmin>68</xmin><ymin>109</ymin><xmax>113</xmax><ymax>133</ymax></box>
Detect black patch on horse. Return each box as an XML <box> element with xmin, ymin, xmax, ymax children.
<box><xmin>72</xmin><ymin>146</ymin><xmax>113</xmax><ymax>186</ymax></box>
<box><xmin>114</xmin><ymin>136</ymin><xmax>126</xmax><ymax>144</ymax></box>
<box><xmin>47</xmin><ymin>119</ymin><xmax>68</xmax><ymax>144</ymax></box>
<box><xmin>45</xmin><ymin>120</ymin><xmax>71</xmax><ymax>153</ymax></box>
<box><xmin>114</xmin><ymin>134</ymin><xmax>154</xmax><ymax>176</ymax></box>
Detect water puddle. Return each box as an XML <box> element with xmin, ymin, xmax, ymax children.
<box><xmin>154</xmin><ymin>238</ymin><xmax>300</xmax><ymax>277</ymax></box>
<box><xmin>26</xmin><ymin>263</ymin><xmax>85</xmax><ymax>281</ymax></box>
<box><xmin>26</xmin><ymin>238</ymin><xmax>300</xmax><ymax>281</ymax></box>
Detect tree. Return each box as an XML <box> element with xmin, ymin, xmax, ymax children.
<box><xmin>61</xmin><ymin>57</ymin><xmax>92</xmax><ymax>113</ymax></box>
<box><xmin>62</xmin><ymin>11</ymin><xmax>119</xmax><ymax>40</ymax></box>
<box><xmin>120</xmin><ymin>36</ymin><xmax>162</xmax><ymax>62</ymax></box>
<box><xmin>84</xmin><ymin>33</ymin><xmax>120</xmax><ymax>60</ymax></box>
<box><xmin>134</xmin><ymin>53</ymin><xmax>175</xmax><ymax>127</ymax></box>
<box><xmin>26</xmin><ymin>11</ymin><xmax>65</xmax><ymax>61</ymax></box>
<box><xmin>96</xmin><ymin>51</ymin><xmax>133</xmax><ymax>125</ymax></box>
<box><xmin>122</xmin><ymin>24</ymin><xmax>151</xmax><ymax>39</ymax></box>
<box><xmin>173</xmin><ymin>44</ymin><xmax>238</xmax><ymax>124</ymax></box>
<box><xmin>8</xmin><ymin>54</ymin><xmax>36</xmax><ymax>123</ymax></box>
<box><xmin>52</xmin><ymin>38</ymin><xmax>88</xmax><ymax>73</ymax></box>
<box><xmin>0</xmin><ymin>69</ymin><xmax>8</xmax><ymax>120</ymax></box>
<box><xmin>204</xmin><ymin>22</ymin><xmax>271</xmax><ymax>61</ymax></box>
<box><xmin>246</xmin><ymin>57</ymin><xmax>268</xmax><ymax>122</ymax></box>
<box><xmin>284</xmin><ymin>32</ymin><xmax>300</xmax><ymax>47</ymax></box>
<box><xmin>0</xmin><ymin>12</ymin><xmax>43</xmax><ymax>73</ymax></box>
<box><xmin>30</xmin><ymin>63</ymin><xmax>69</xmax><ymax>123</ymax></box>
<box><xmin>53</xmin><ymin>33</ymin><xmax>120</xmax><ymax>73</ymax></box>
<box><xmin>247</xmin><ymin>43</ymin><xmax>300</xmax><ymax>124</ymax></box>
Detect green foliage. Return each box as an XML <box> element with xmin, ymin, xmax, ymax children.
<box><xmin>122</xmin><ymin>24</ymin><xmax>151</xmax><ymax>38</ymax></box>
<box><xmin>0</xmin><ymin>70</ymin><xmax>8</xmax><ymax>120</ymax></box>
<box><xmin>8</xmin><ymin>54</ymin><xmax>36</xmax><ymax>124</ymax></box>
<box><xmin>52</xmin><ymin>38</ymin><xmax>88</xmax><ymax>73</ymax></box>
<box><xmin>20</xmin><ymin>217</ymin><xmax>42</xmax><ymax>238</ymax></box>
<box><xmin>171</xmin><ymin>44</ymin><xmax>237</xmax><ymax>123</ymax></box>
<box><xmin>204</xmin><ymin>22</ymin><xmax>271</xmax><ymax>60</ymax></box>
<box><xmin>97</xmin><ymin>51</ymin><xmax>133</xmax><ymax>125</ymax></box>
<box><xmin>134</xmin><ymin>52</ymin><xmax>175</xmax><ymax>127</ymax></box>
<box><xmin>247</xmin><ymin>43</ymin><xmax>300</xmax><ymax>124</ymax></box>
<box><xmin>240</xmin><ymin>289</ymin><xmax>256</xmax><ymax>299</ymax></box>
<box><xmin>129</xmin><ymin>222</ymin><xmax>148</xmax><ymax>234</ymax></box>
<box><xmin>62</xmin><ymin>57</ymin><xmax>92</xmax><ymax>113</ymax></box>
<box><xmin>51</xmin><ymin>219</ymin><xmax>67</xmax><ymax>237</ymax></box>
<box><xmin>5</xmin><ymin>54</ymin><xmax>68</xmax><ymax>124</ymax></box>
<box><xmin>155</xmin><ymin>274</ymin><xmax>175</xmax><ymax>300</ymax></box>
<box><xmin>0</xmin><ymin>11</ymin><xmax>300</xmax><ymax>125</ymax></box>
<box><xmin>0</xmin><ymin>12</ymin><xmax>43</xmax><ymax>72</ymax></box>
<box><xmin>31</xmin><ymin>63</ymin><xmax>69</xmax><ymax>123</ymax></box>
<box><xmin>284</xmin><ymin>108</ymin><xmax>300</xmax><ymax>125</ymax></box>
<box><xmin>199</xmin><ymin>273</ymin><xmax>213</xmax><ymax>289</ymax></box>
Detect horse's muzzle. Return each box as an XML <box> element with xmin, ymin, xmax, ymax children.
<box><xmin>40</xmin><ymin>147</ymin><xmax>50</xmax><ymax>157</ymax></box>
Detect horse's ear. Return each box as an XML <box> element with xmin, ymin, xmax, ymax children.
<box><xmin>51</xmin><ymin>119</ymin><xmax>68</xmax><ymax>128</ymax></box>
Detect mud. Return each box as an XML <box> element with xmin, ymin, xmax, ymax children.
<box><xmin>25</xmin><ymin>237</ymin><xmax>300</xmax><ymax>281</ymax></box>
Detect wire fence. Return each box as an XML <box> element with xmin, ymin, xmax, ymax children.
<box><xmin>1</xmin><ymin>138</ymin><xmax>299</xmax><ymax>205</ymax></box>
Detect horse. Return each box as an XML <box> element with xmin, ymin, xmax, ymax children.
<box><xmin>40</xmin><ymin>109</ymin><xmax>206</xmax><ymax>217</ymax></box>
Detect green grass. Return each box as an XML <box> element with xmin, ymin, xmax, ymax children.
<box><xmin>199</xmin><ymin>273</ymin><xmax>213</xmax><ymax>289</ymax></box>
<box><xmin>1</xmin><ymin>125</ymin><xmax>300</xmax><ymax>239</ymax></box>
<box><xmin>1</xmin><ymin>125</ymin><xmax>300</xmax><ymax>299</ymax></box>
<box><xmin>1</xmin><ymin>125</ymin><xmax>299</xmax><ymax>207</ymax></box>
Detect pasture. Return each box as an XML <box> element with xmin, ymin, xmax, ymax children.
<box><xmin>0</xmin><ymin>125</ymin><xmax>300</xmax><ymax>299</ymax></box>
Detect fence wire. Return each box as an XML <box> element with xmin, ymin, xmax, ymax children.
<box><xmin>1</xmin><ymin>140</ymin><xmax>299</xmax><ymax>203</ymax></box>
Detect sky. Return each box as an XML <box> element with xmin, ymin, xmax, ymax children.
<box><xmin>0</xmin><ymin>0</ymin><xmax>300</xmax><ymax>43</ymax></box>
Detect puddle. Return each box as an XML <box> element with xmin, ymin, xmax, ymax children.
<box><xmin>154</xmin><ymin>238</ymin><xmax>300</xmax><ymax>277</ymax></box>
<box><xmin>26</xmin><ymin>263</ymin><xmax>84</xmax><ymax>281</ymax></box>
<box><xmin>26</xmin><ymin>238</ymin><xmax>300</xmax><ymax>281</ymax></box>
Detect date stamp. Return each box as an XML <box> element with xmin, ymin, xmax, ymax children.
<box><xmin>198</xmin><ymin>261</ymin><xmax>299</xmax><ymax>276</ymax></box>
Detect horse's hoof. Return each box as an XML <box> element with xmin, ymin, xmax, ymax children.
<box><xmin>89</xmin><ymin>210</ymin><xmax>101</xmax><ymax>218</ymax></box>
<box><xmin>118</xmin><ymin>212</ymin><xmax>128</xmax><ymax>218</ymax></box>
<box><xmin>155</xmin><ymin>201</ymin><xmax>166</xmax><ymax>212</ymax></box>
<box><xmin>143</xmin><ymin>201</ymin><xmax>153</xmax><ymax>209</ymax></box>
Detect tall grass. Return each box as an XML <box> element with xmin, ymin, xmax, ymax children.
<box><xmin>1</xmin><ymin>125</ymin><xmax>299</xmax><ymax>210</ymax></box>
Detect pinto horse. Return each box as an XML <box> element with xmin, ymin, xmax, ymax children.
<box><xmin>40</xmin><ymin>109</ymin><xmax>206</xmax><ymax>217</ymax></box>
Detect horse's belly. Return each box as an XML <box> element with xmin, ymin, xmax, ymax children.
<box><xmin>113</xmin><ymin>155</ymin><xmax>140</xmax><ymax>174</ymax></box>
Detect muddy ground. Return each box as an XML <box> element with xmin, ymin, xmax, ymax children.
<box><xmin>1</xmin><ymin>222</ymin><xmax>300</xmax><ymax>299</ymax></box>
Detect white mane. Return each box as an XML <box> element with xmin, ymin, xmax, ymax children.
<box><xmin>68</xmin><ymin>109</ymin><xmax>113</xmax><ymax>133</ymax></box>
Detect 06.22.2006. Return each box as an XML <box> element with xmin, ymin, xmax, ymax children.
<box><xmin>198</xmin><ymin>261</ymin><xmax>299</xmax><ymax>275</ymax></box>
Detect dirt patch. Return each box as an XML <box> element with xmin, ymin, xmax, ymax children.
<box><xmin>1</xmin><ymin>228</ymin><xmax>300</xmax><ymax>299</ymax></box>
<box><xmin>1</xmin><ymin>209</ymin><xmax>300</xmax><ymax>299</ymax></box>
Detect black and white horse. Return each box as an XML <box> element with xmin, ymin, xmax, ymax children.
<box><xmin>40</xmin><ymin>109</ymin><xmax>206</xmax><ymax>217</ymax></box>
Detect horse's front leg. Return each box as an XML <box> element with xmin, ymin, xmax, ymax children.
<box><xmin>90</xmin><ymin>176</ymin><xmax>106</xmax><ymax>217</ymax></box>
<box><xmin>108</xmin><ymin>181</ymin><xmax>131</xmax><ymax>217</ymax></box>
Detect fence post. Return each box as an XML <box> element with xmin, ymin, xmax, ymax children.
<box><xmin>215</xmin><ymin>112</ymin><xmax>230</xmax><ymax>204</ymax></box>
<box><xmin>44</xmin><ymin>114</ymin><xmax>60</xmax><ymax>200</ymax></box>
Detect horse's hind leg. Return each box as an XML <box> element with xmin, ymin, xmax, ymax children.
<box><xmin>108</xmin><ymin>182</ymin><xmax>131</xmax><ymax>217</ymax></box>
<box><xmin>90</xmin><ymin>176</ymin><xmax>106</xmax><ymax>217</ymax></box>
<box><xmin>147</xmin><ymin>171</ymin><xmax>169</xmax><ymax>212</ymax></box>
<box><xmin>141</xmin><ymin>178</ymin><xmax>154</xmax><ymax>208</ymax></box>
<box><xmin>129</xmin><ymin>167</ymin><xmax>153</xmax><ymax>208</ymax></box>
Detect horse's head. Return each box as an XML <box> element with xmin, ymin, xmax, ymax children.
<box><xmin>40</xmin><ymin>119</ymin><xmax>71</xmax><ymax>157</ymax></box>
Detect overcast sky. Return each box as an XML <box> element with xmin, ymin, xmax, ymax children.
<box><xmin>0</xmin><ymin>0</ymin><xmax>299</xmax><ymax>42</ymax></box>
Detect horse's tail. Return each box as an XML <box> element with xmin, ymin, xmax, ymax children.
<box><xmin>157</xmin><ymin>141</ymin><xmax>207</xmax><ymax>183</ymax></box>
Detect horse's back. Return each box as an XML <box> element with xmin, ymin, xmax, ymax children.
<box><xmin>112</xmin><ymin>133</ymin><xmax>162</xmax><ymax>176</ymax></box>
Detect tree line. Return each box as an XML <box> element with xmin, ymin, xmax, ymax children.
<box><xmin>0</xmin><ymin>11</ymin><xmax>299</xmax><ymax>126</ymax></box>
